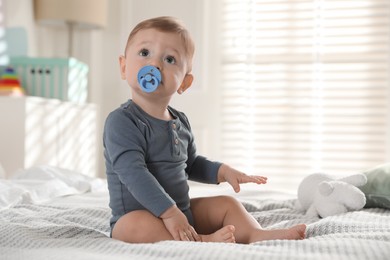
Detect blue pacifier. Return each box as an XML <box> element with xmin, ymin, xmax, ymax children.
<box><xmin>137</xmin><ymin>65</ymin><xmax>162</xmax><ymax>93</ymax></box>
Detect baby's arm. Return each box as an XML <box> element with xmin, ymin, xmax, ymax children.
<box><xmin>160</xmin><ymin>205</ymin><xmax>200</xmax><ymax>241</ymax></box>
<box><xmin>217</xmin><ymin>164</ymin><xmax>268</xmax><ymax>193</ymax></box>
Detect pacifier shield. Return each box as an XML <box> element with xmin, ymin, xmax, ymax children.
<box><xmin>137</xmin><ymin>65</ymin><xmax>162</xmax><ymax>93</ymax></box>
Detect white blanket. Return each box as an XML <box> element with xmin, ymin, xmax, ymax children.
<box><xmin>1</xmin><ymin>195</ymin><xmax>389</xmax><ymax>260</ymax></box>
<box><xmin>0</xmin><ymin>165</ymin><xmax>106</xmax><ymax>208</ymax></box>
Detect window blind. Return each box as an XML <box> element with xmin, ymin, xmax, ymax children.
<box><xmin>220</xmin><ymin>0</ymin><xmax>390</xmax><ymax>191</ymax></box>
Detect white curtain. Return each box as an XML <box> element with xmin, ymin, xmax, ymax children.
<box><xmin>220</xmin><ymin>0</ymin><xmax>390</xmax><ymax>190</ymax></box>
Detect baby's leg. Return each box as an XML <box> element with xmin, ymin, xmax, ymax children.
<box><xmin>112</xmin><ymin>210</ymin><xmax>173</xmax><ymax>243</ymax></box>
<box><xmin>191</xmin><ymin>196</ymin><xmax>306</xmax><ymax>244</ymax></box>
<box><xmin>112</xmin><ymin>209</ymin><xmax>236</xmax><ymax>243</ymax></box>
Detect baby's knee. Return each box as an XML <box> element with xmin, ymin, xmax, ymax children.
<box><xmin>217</xmin><ymin>195</ymin><xmax>241</xmax><ymax>207</ymax></box>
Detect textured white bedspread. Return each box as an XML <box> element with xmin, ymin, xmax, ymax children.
<box><xmin>1</xmin><ymin>192</ymin><xmax>389</xmax><ymax>260</ymax></box>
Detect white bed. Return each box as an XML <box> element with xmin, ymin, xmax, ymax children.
<box><xmin>1</xmin><ymin>166</ymin><xmax>389</xmax><ymax>260</ymax></box>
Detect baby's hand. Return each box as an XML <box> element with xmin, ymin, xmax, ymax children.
<box><xmin>218</xmin><ymin>164</ymin><xmax>267</xmax><ymax>193</ymax></box>
<box><xmin>160</xmin><ymin>205</ymin><xmax>200</xmax><ymax>241</ymax></box>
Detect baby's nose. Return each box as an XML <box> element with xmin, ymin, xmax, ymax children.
<box><xmin>149</xmin><ymin>60</ymin><xmax>162</xmax><ymax>71</ymax></box>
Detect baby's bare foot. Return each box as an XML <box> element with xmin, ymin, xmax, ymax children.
<box><xmin>200</xmin><ymin>225</ymin><xmax>236</xmax><ymax>243</ymax></box>
<box><xmin>286</xmin><ymin>224</ymin><xmax>306</xmax><ymax>240</ymax></box>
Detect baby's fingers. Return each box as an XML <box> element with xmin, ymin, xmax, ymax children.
<box><xmin>246</xmin><ymin>175</ymin><xmax>267</xmax><ymax>184</ymax></box>
<box><xmin>189</xmin><ymin>226</ymin><xmax>201</xmax><ymax>241</ymax></box>
<box><xmin>255</xmin><ymin>176</ymin><xmax>267</xmax><ymax>183</ymax></box>
<box><xmin>179</xmin><ymin>226</ymin><xmax>199</xmax><ymax>242</ymax></box>
<box><xmin>180</xmin><ymin>231</ymin><xmax>190</xmax><ymax>241</ymax></box>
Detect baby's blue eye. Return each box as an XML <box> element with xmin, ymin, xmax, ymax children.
<box><xmin>165</xmin><ymin>56</ymin><xmax>176</xmax><ymax>64</ymax></box>
<box><xmin>139</xmin><ymin>49</ymin><xmax>149</xmax><ymax>57</ymax></box>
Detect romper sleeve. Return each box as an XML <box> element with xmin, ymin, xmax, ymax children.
<box><xmin>178</xmin><ymin>113</ymin><xmax>222</xmax><ymax>184</ymax></box>
<box><xmin>104</xmin><ymin>110</ymin><xmax>175</xmax><ymax>217</ymax></box>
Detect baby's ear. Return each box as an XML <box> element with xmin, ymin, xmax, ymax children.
<box><xmin>178</xmin><ymin>74</ymin><xmax>194</xmax><ymax>94</ymax></box>
<box><xmin>119</xmin><ymin>55</ymin><xmax>127</xmax><ymax>80</ymax></box>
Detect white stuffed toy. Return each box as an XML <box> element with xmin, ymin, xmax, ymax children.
<box><xmin>297</xmin><ymin>173</ymin><xmax>367</xmax><ymax>218</ymax></box>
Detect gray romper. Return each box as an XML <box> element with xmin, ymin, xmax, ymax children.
<box><xmin>103</xmin><ymin>100</ymin><xmax>221</xmax><ymax>233</ymax></box>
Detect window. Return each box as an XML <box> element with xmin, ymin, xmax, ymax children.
<box><xmin>0</xmin><ymin>0</ymin><xmax>8</xmax><ymax>66</ymax></box>
<box><xmin>220</xmin><ymin>0</ymin><xmax>390</xmax><ymax>191</ymax></box>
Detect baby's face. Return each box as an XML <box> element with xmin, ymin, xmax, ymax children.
<box><xmin>120</xmin><ymin>28</ymin><xmax>190</xmax><ymax>98</ymax></box>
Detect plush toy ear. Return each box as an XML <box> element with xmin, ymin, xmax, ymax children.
<box><xmin>318</xmin><ymin>181</ymin><xmax>334</xmax><ymax>196</ymax></box>
<box><xmin>338</xmin><ymin>174</ymin><xmax>367</xmax><ymax>187</ymax></box>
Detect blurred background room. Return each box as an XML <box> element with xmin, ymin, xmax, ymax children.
<box><xmin>0</xmin><ymin>0</ymin><xmax>389</xmax><ymax>193</ymax></box>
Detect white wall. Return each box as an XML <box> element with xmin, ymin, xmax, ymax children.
<box><xmin>3</xmin><ymin>0</ymin><xmax>221</xmax><ymax>177</ymax></box>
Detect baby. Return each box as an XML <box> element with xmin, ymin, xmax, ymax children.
<box><xmin>103</xmin><ymin>16</ymin><xmax>306</xmax><ymax>243</ymax></box>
